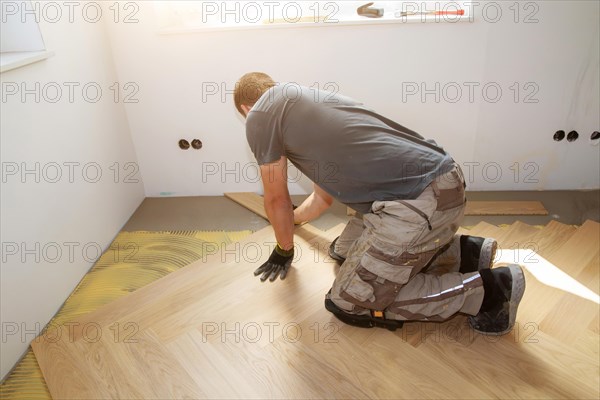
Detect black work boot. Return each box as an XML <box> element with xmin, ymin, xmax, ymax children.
<box><xmin>328</xmin><ymin>237</ymin><xmax>346</xmax><ymax>264</ymax></box>
<box><xmin>469</xmin><ymin>265</ymin><xmax>526</xmax><ymax>335</ymax></box>
<box><xmin>459</xmin><ymin>236</ymin><xmax>498</xmax><ymax>273</ymax></box>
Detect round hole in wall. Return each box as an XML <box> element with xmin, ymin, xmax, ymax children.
<box><xmin>591</xmin><ymin>131</ymin><xmax>600</xmax><ymax>146</ymax></box>
<box><xmin>191</xmin><ymin>139</ymin><xmax>203</xmax><ymax>150</ymax></box>
<box><xmin>567</xmin><ymin>131</ymin><xmax>579</xmax><ymax>142</ymax></box>
<box><xmin>553</xmin><ymin>130</ymin><xmax>565</xmax><ymax>141</ymax></box>
<box><xmin>179</xmin><ymin>139</ymin><xmax>190</xmax><ymax>150</ymax></box>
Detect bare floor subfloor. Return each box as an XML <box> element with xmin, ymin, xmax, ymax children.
<box><xmin>122</xmin><ymin>190</ymin><xmax>600</xmax><ymax>232</ymax></box>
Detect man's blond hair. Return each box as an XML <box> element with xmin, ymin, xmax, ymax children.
<box><xmin>234</xmin><ymin>72</ymin><xmax>276</xmax><ymax>115</ymax></box>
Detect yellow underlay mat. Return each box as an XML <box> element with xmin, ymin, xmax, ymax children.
<box><xmin>0</xmin><ymin>229</ymin><xmax>251</xmax><ymax>399</ymax></box>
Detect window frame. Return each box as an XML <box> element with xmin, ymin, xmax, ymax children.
<box><xmin>154</xmin><ymin>1</ymin><xmax>475</xmax><ymax>35</ymax></box>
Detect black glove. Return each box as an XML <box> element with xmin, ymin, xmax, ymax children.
<box><xmin>254</xmin><ymin>244</ymin><xmax>294</xmax><ymax>282</ymax></box>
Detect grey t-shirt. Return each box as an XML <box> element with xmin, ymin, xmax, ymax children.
<box><xmin>245</xmin><ymin>83</ymin><xmax>454</xmax><ymax>214</ymax></box>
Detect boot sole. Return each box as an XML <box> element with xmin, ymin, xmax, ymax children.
<box><xmin>479</xmin><ymin>238</ymin><xmax>498</xmax><ymax>270</ymax></box>
<box><xmin>328</xmin><ymin>238</ymin><xmax>346</xmax><ymax>264</ymax></box>
<box><xmin>324</xmin><ymin>296</ymin><xmax>403</xmax><ymax>331</ymax></box>
<box><xmin>471</xmin><ymin>264</ymin><xmax>526</xmax><ymax>336</ymax></box>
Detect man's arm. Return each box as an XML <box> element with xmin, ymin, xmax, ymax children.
<box><xmin>260</xmin><ymin>156</ymin><xmax>294</xmax><ymax>250</ymax></box>
<box><xmin>294</xmin><ymin>183</ymin><xmax>334</xmax><ymax>224</ymax></box>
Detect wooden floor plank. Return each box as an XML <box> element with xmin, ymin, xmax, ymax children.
<box><xmin>496</xmin><ymin>221</ymin><xmax>541</xmax><ymax>246</ymax></box>
<box><xmin>538</xmin><ymin>252</ymin><xmax>599</xmax><ymax>343</ymax></box>
<box><xmin>544</xmin><ymin>220</ymin><xmax>600</xmax><ymax>276</ymax></box>
<box><xmin>29</xmin><ymin>326</ymin><xmax>110</xmax><ymax>399</ymax></box>
<box><xmin>526</xmin><ymin>220</ymin><xmax>578</xmax><ymax>258</ymax></box>
<box><xmin>30</xmin><ymin>220</ymin><xmax>599</xmax><ymax>399</ymax></box>
<box><xmin>461</xmin><ymin>221</ymin><xmax>504</xmax><ymax>238</ymax></box>
<box><xmin>31</xmin><ymin>224</ymin><xmax>345</xmax><ymax>399</ymax></box>
<box><xmin>59</xmin><ymin>224</ymin><xmax>334</xmax><ymax>342</ymax></box>
<box><xmin>165</xmin><ymin>331</ymin><xmax>256</xmax><ymax>398</ymax></box>
<box><xmin>165</xmin><ymin>328</ymin><xmax>367</xmax><ymax>399</ymax></box>
<box><xmin>494</xmin><ymin>221</ymin><xmax>599</xmax><ymax>343</ymax></box>
<box><xmin>225</xmin><ymin>192</ymin><xmax>268</xmax><ymax>220</ymax></box>
<box><xmin>576</xmin><ymin>253</ymin><xmax>600</xmax><ymax>293</ymax></box>
<box><xmin>421</xmin><ymin>330</ymin><xmax>599</xmax><ymax>399</ymax></box>
<box><xmin>284</xmin><ymin>311</ymin><xmax>490</xmax><ymax>399</ymax></box>
<box><xmin>573</xmin><ymin>326</ymin><xmax>600</xmax><ymax>361</ymax></box>
<box><xmin>511</xmin><ymin>263</ymin><xmax>594</xmax><ymax>334</ymax></box>
<box><xmin>488</xmin><ymin>222</ymin><xmax>542</xmax><ymax>265</ymax></box>
<box><xmin>464</xmin><ymin>201</ymin><xmax>548</xmax><ymax>216</ymax></box>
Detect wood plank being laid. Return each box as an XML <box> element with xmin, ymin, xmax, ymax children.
<box><xmin>464</xmin><ymin>200</ymin><xmax>548</xmax><ymax>216</ymax></box>
<box><xmin>224</xmin><ymin>192</ymin><xmax>268</xmax><ymax>220</ymax></box>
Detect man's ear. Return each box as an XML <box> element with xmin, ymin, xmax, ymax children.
<box><xmin>241</xmin><ymin>104</ymin><xmax>252</xmax><ymax>117</ymax></box>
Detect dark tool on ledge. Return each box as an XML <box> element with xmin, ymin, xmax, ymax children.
<box><xmin>357</xmin><ymin>2</ymin><xmax>384</xmax><ymax>18</ymax></box>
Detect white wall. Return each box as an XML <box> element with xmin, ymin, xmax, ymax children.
<box><xmin>105</xmin><ymin>1</ymin><xmax>599</xmax><ymax>196</ymax></box>
<box><xmin>0</xmin><ymin>10</ymin><xmax>145</xmax><ymax>380</ymax></box>
<box><xmin>473</xmin><ymin>1</ymin><xmax>600</xmax><ymax>189</ymax></box>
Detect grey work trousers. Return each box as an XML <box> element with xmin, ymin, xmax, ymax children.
<box><xmin>329</xmin><ymin>165</ymin><xmax>484</xmax><ymax>321</ymax></box>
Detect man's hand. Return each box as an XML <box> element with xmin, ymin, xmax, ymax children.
<box><xmin>293</xmin><ymin>184</ymin><xmax>334</xmax><ymax>224</ymax></box>
<box><xmin>254</xmin><ymin>244</ymin><xmax>294</xmax><ymax>282</ymax></box>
